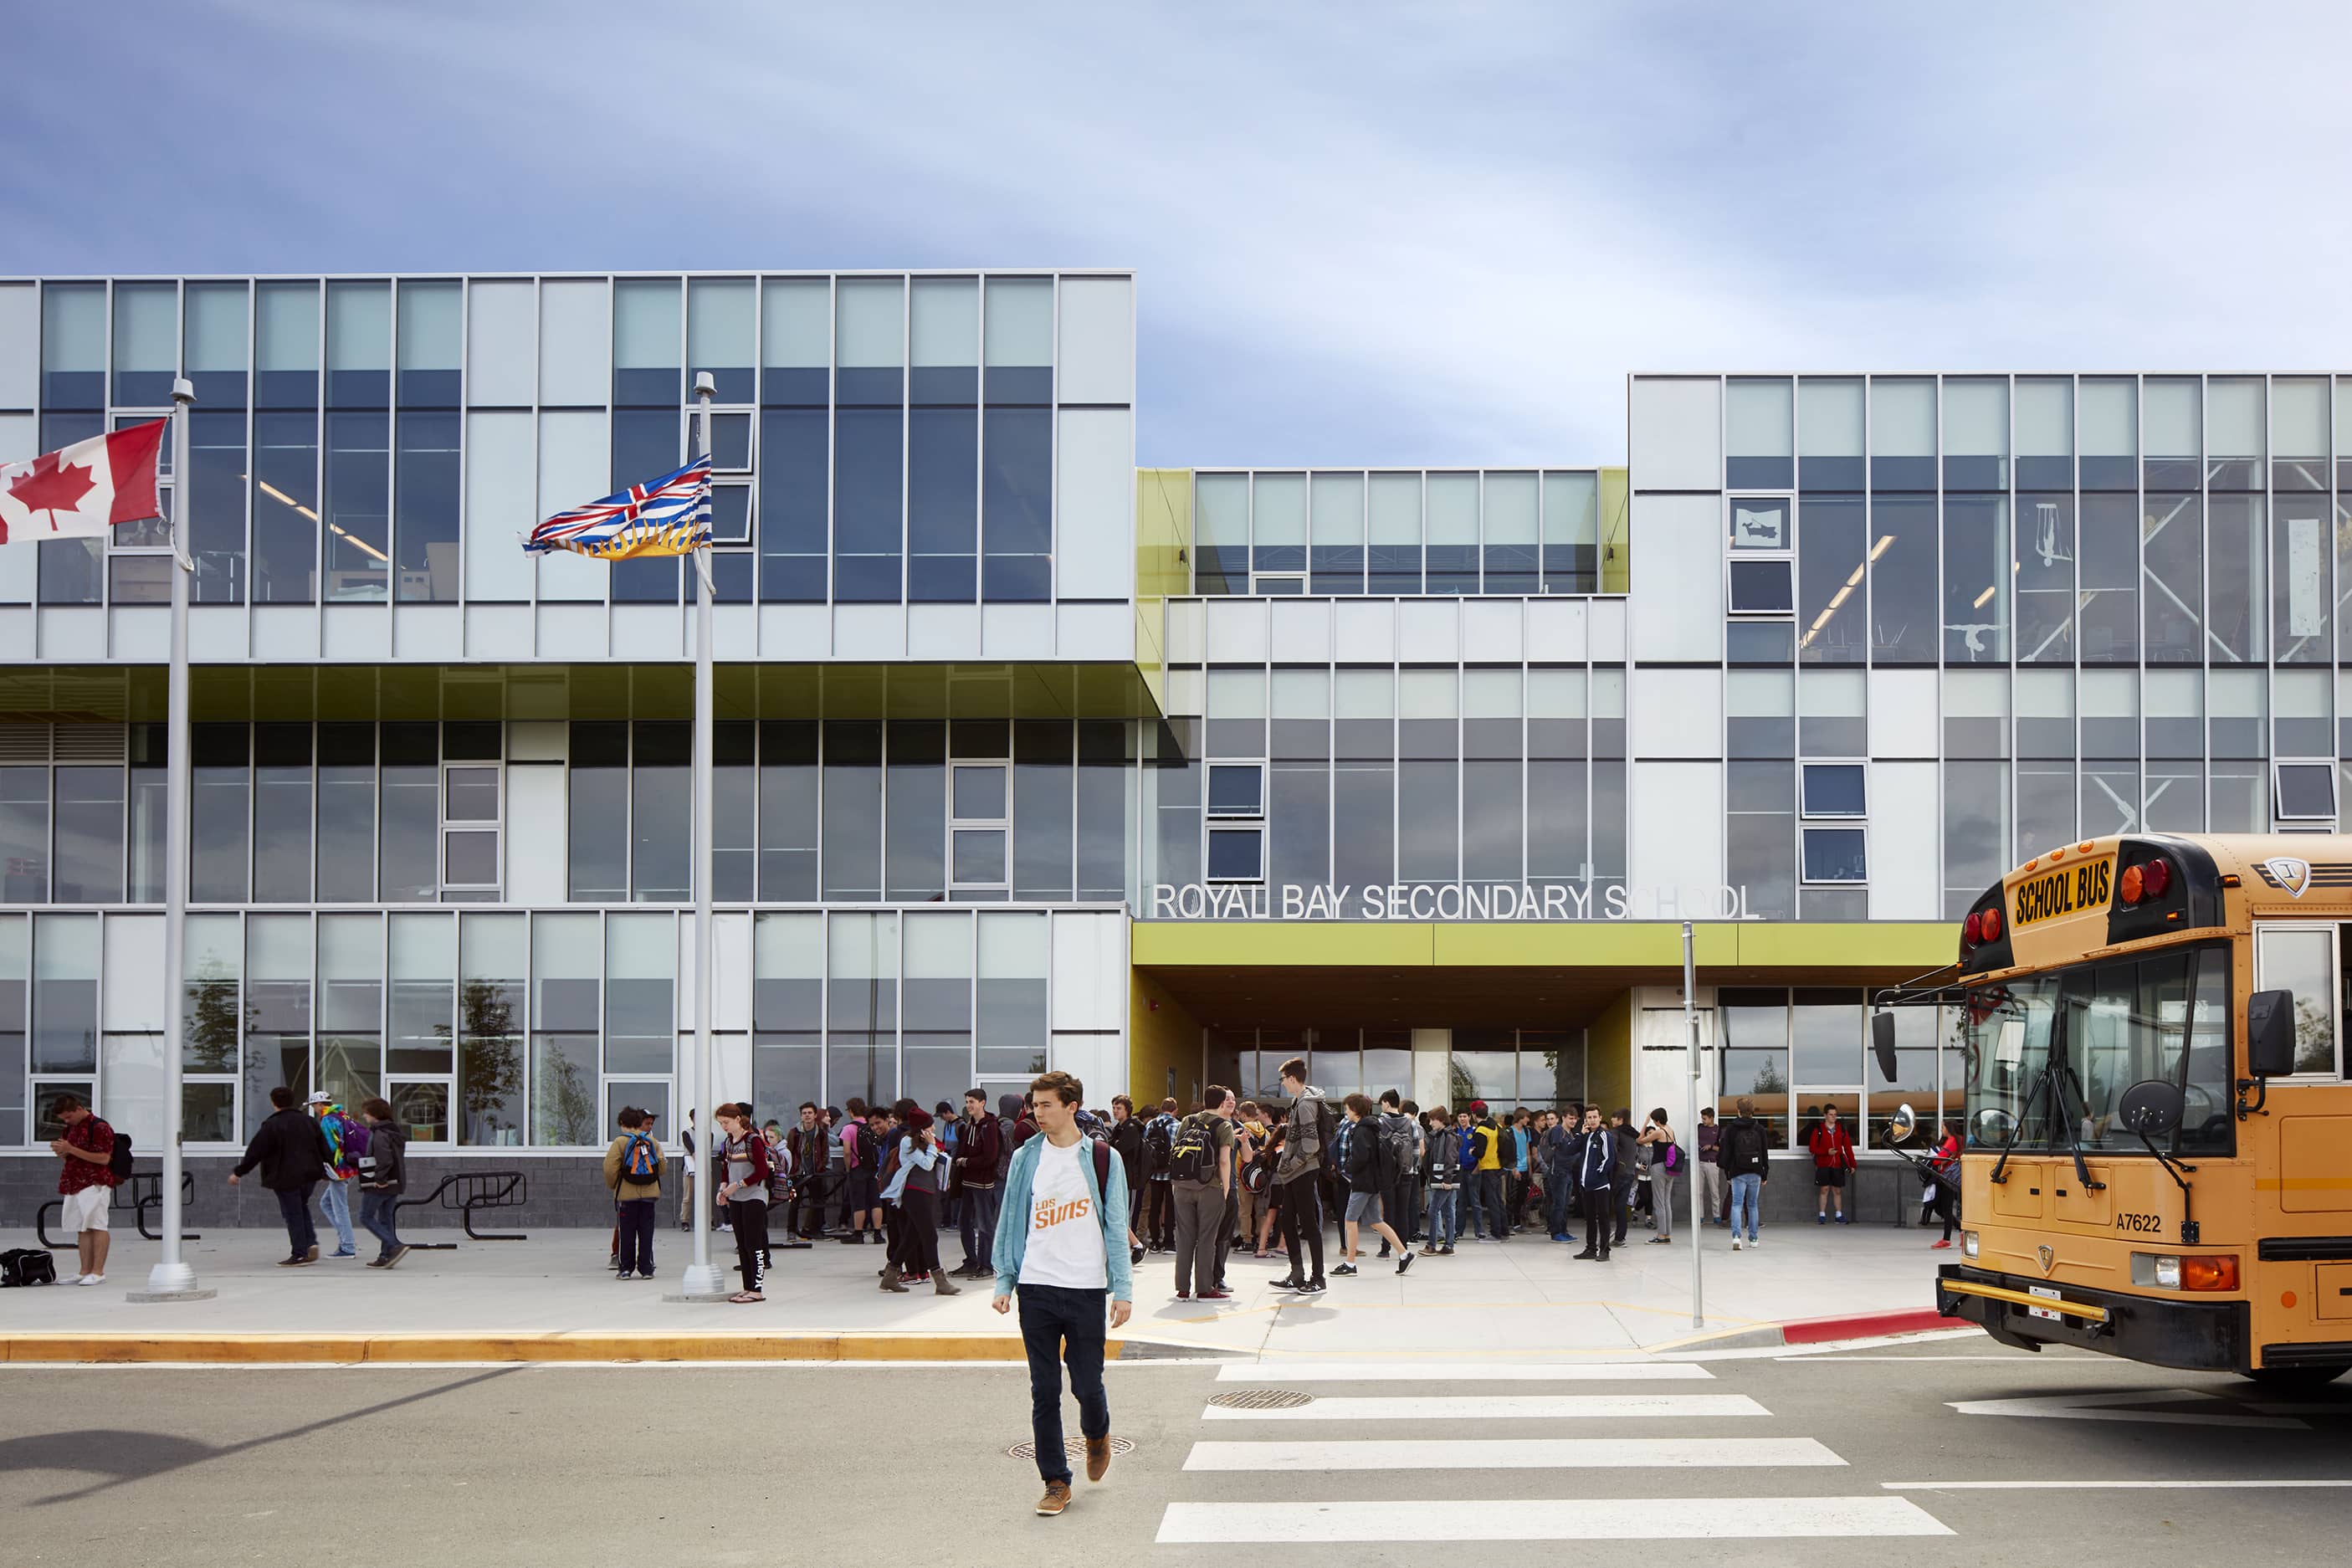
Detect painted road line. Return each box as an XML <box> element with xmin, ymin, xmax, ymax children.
<box><xmin>1184</xmin><ymin>1437</ymin><xmax>1843</xmax><ymax>1470</ymax></box>
<box><xmin>1883</xmin><ymin>1479</ymin><xmax>2352</xmax><ymax>1491</ymax></box>
<box><xmin>1202</xmin><ymin>1393</ymin><xmax>1767</xmax><ymax>1422</ymax></box>
<box><xmin>1217</xmin><ymin>1360</ymin><xmax>1714</xmax><ymax>1382</ymax></box>
<box><xmin>1156</xmin><ymin>1497</ymin><xmax>1950</xmax><ymax>1542</ymax></box>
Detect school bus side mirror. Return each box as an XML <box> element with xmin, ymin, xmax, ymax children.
<box><xmin>1870</xmin><ymin>1011</ymin><xmax>1899</xmax><ymax>1084</ymax></box>
<box><xmin>2246</xmin><ymin>990</ymin><xmax>2298</xmax><ymax>1079</ymax></box>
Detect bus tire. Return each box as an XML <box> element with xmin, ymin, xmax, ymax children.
<box><xmin>2242</xmin><ymin>1363</ymin><xmax>2349</xmax><ymax>1390</ymax></box>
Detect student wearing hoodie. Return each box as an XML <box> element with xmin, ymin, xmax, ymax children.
<box><xmin>1808</xmin><ymin>1104</ymin><xmax>1858</xmax><ymax>1223</ymax></box>
<box><xmin>355</xmin><ymin>1097</ymin><xmax>410</xmax><ymax>1269</ymax></box>
<box><xmin>1376</xmin><ymin>1090</ymin><xmax>1419</xmax><ymax>1253</ymax></box>
<box><xmin>231</xmin><ymin>1086</ymin><xmax>338</xmax><ymax>1266</ymax></box>
<box><xmin>1719</xmin><ymin>1096</ymin><xmax>1772</xmax><ymax>1249</ymax></box>
<box><xmin>1569</xmin><ymin>1105</ymin><xmax>1616</xmax><ymax>1261</ymax></box>
<box><xmin>1468</xmin><ymin>1101</ymin><xmax>1509</xmax><ymax>1242</ymax></box>
<box><xmin>715</xmin><ymin>1102</ymin><xmax>773</xmax><ymax>1302</ymax></box>
<box><xmin>1271</xmin><ymin>1058</ymin><xmax>1328</xmax><ymax>1294</ymax></box>
<box><xmin>954</xmin><ymin>1089</ymin><xmax>1006</xmax><ymax>1277</ymax></box>
<box><xmin>308</xmin><ymin>1092</ymin><xmax>363</xmax><ymax>1258</ymax></box>
<box><xmin>1421</xmin><ymin>1107</ymin><xmax>1461</xmax><ymax>1253</ymax></box>
<box><xmin>1333</xmin><ymin>1094</ymin><xmax>1415</xmax><ymax>1278</ymax></box>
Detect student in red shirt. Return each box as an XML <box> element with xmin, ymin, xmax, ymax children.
<box><xmin>1807</xmin><ymin>1105</ymin><xmax>1857</xmax><ymax>1224</ymax></box>
<box><xmin>49</xmin><ymin>1094</ymin><xmax>119</xmax><ymax>1286</ymax></box>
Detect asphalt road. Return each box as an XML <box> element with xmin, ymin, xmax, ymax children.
<box><xmin>2</xmin><ymin>1340</ymin><xmax>2346</xmax><ymax>1565</ymax></box>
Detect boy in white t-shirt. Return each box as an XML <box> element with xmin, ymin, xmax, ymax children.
<box><xmin>991</xmin><ymin>1069</ymin><xmax>1134</xmax><ymax>1518</ymax></box>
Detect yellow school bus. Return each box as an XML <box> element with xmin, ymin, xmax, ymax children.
<box><xmin>1873</xmin><ymin>833</ymin><xmax>2352</xmax><ymax>1387</ymax></box>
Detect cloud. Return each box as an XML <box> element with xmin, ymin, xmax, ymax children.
<box><xmin>8</xmin><ymin>2</ymin><xmax>2350</xmax><ymax>468</ymax></box>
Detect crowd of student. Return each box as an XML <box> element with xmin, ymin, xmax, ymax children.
<box><xmin>584</xmin><ymin>1052</ymin><xmax>1953</xmax><ymax>1304</ymax></box>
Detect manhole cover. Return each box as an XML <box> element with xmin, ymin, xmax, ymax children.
<box><xmin>1006</xmin><ymin>1436</ymin><xmax>1136</xmax><ymax>1460</ymax></box>
<box><xmin>1208</xmin><ymin>1388</ymin><xmax>1314</xmax><ymax>1410</ymax></box>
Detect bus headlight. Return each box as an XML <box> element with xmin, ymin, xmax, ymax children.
<box><xmin>1961</xmin><ymin>1230</ymin><xmax>1978</xmax><ymax>1259</ymax></box>
<box><xmin>2132</xmin><ymin>1253</ymin><xmax>2182</xmax><ymax>1289</ymax></box>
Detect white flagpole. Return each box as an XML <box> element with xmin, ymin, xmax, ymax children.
<box><xmin>678</xmin><ymin>372</ymin><xmax>725</xmax><ymax>1300</ymax></box>
<box><xmin>1683</xmin><ymin>920</ymin><xmax>1702</xmax><ymax>1330</ymax></box>
<box><xmin>142</xmin><ymin>381</ymin><xmax>209</xmax><ymax>1300</ymax></box>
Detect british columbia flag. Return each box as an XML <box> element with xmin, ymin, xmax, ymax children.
<box><xmin>524</xmin><ymin>454</ymin><xmax>712</xmax><ymax>560</ymax></box>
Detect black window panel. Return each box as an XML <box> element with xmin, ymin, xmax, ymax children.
<box><xmin>1195</xmin><ymin>543</ymin><xmax>1249</xmax><ymax>596</ymax></box>
<box><xmin>1336</xmin><ymin>716</ymin><xmax>1394</xmax><ymax>761</ymax></box>
<box><xmin>885</xmin><ymin>720</ymin><xmax>946</xmax><ymax>903</ymax></box>
<box><xmin>1801</xmin><ymin>828</ymin><xmax>1868</xmax><ymax>883</ymax></box>
<box><xmin>1483</xmin><ymin>546</ymin><xmax>1537</xmax><ymax>595</ymax></box>
<box><xmin>1398</xmin><ymin>715</ymin><xmax>1455</xmax><ymax>762</ymax></box>
<box><xmin>322</xmin><ymin>410</ymin><xmax>388</xmax><ymax>603</ymax></box>
<box><xmin>394</xmin><ymin>409</ymin><xmax>460</xmax><ymax>602</ymax></box>
<box><xmin>632</xmin><ymin>720</ymin><xmax>689</xmax><ymax>767</ymax></box>
<box><xmin>1014</xmin><ymin>720</ymin><xmax>1075</xmax><ymax>900</ymax></box>
<box><xmin>327</xmin><ymin>367</ymin><xmax>388</xmax><ymax>407</ymax></box>
<box><xmin>982</xmin><ymin>407</ymin><xmax>1052</xmax><ymax>602</ymax></box>
<box><xmin>1728</xmin><ymin>456</ymin><xmax>1793</xmax><ymax>489</ymax></box>
<box><xmin>951</xmin><ymin>719</ymin><xmax>1009</xmax><ymax>760</ymax></box>
<box><xmin>190</xmin><ymin>723</ymin><xmax>249</xmax><ymax>767</ymax></box>
<box><xmin>1269</xmin><ymin>759</ymin><xmax>1330</xmax><ymax>889</ymax></box>
<box><xmin>1367</xmin><ymin>542</ymin><xmax>1421</xmax><ymax>595</ymax></box>
<box><xmin>984</xmin><ymin>366</ymin><xmax>1051</xmax><ymax>405</ymax></box>
<box><xmin>1800</xmin><ymin>455</ymin><xmax>1865</xmax><ymax>491</ymax></box>
<box><xmin>821</xmin><ymin>720</ymin><xmax>884</xmax><ymax>901</ymax></box>
<box><xmin>700</xmin><ymin>412</ymin><xmax>751</xmax><ymax>470</ymax></box>
<box><xmin>710</xmin><ymin>719</ymin><xmax>756</xmax><ymax>768</ymax></box>
<box><xmin>610</xmin><ymin>409</ymin><xmax>683</xmax><ymax>603</ymax></box>
<box><xmin>612</xmin><ymin>366</ymin><xmax>679</xmax><ymax>407</ymax></box>
<box><xmin>2078</xmin><ymin>454</ymin><xmax>2134</xmax><ymax>490</ymax></box>
<box><xmin>912</xmin><ymin>366</ymin><xmax>977</xmax><ymax>405</ymax></box>
<box><xmin>1397</xmin><ymin>760</ymin><xmax>1458</xmax><ymax>881</ymax></box>
<box><xmin>316</xmin><ymin>756</ymin><xmax>374</xmax><ymax>901</ymax></box>
<box><xmin>835</xmin><ymin>366</ymin><xmax>902</xmax><ymax>407</ymax></box>
<box><xmin>256</xmin><ymin>365</ymin><xmax>317</xmax><ymax>410</ymax></box>
<box><xmin>380</xmin><ymin>720</ymin><xmax>438</xmax><ymax>766</ymax></box>
<box><xmin>757</xmin><ymin>719</ymin><xmax>819</xmax><ymax>901</ymax></box>
<box><xmin>758</xmin><ymin>408</ymin><xmax>828</xmax><ymax>602</ymax></box>
<box><xmin>1206</xmin><ymin>716</ymin><xmax>1265</xmax><ymax>760</ymax></box>
<box><xmin>565</xmin><ymin>720</ymin><xmax>626</xmax><ymax>769</ymax></box>
<box><xmin>44</xmin><ymin>370</ymin><xmax>103</xmax><ymax>410</ymax></box>
<box><xmin>115</xmin><ymin>370</ymin><xmax>174</xmax><ymax>407</ymax></box>
<box><xmin>1801</xmin><ymin>763</ymin><xmax>1866</xmax><ymax>816</ymax></box>
<box><xmin>252</xmin><ymin>408</ymin><xmax>320</xmax><ymax>604</ymax></box>
<box><xmin>1526</xmin><ymin>718</ymin><xmax>1584</xmax><ymax>759</ymax></box>
<box><xmin>1869</xmin><ymin>455</ymin><xmax>1935</xmax><ymax>490</ymax></box>
<box><xmin>438</xmin><ymin>721</ymin><xmax>499</xmax><ymax>761</ymax></box>
<box><xmin>190</xmin><ymin>408</ymin><xmax>248</xmax><ymax>604</ymax></box>
<box><xmin>2016</xmin><ymin>455</ymin><xmax>2072</xmax><ymax>490</ymax></box>
<box><xmin>1333</xmin><ymin>761</ymin><xmax>1393</xmax><ymax>889</ymax></box>
<box><xmin>2278</xmin><ymin>763</ymin><xmax>2335</xmax><ymax>818</ymax></box>
<box><xmin>1424</xmin><ymin>545</ymin><xmax>1478</xmax><ymax>594</ymax></box>
<box><xmin>707</xmin><ymin>546</ymin><xmax>753</xmax><ymax>603</ymax></box>
<box><xmin>1311</xmin><ymin>547</ymin><xmax>1364</xmax><ymax>595</ymax></box>
<box><xmin>1076</xmin><ymin>720</ymin><xmax>1126</xmax><ymax>901</ymax></box>
<box><xmin>252</xmin><ymin>723</ymin><xmax>312</xmax><ymax>766</ymax></box>
<box><xmin>1729</xmin><ymin>559</ymin><xmax>1793</xmax><ymax>613</ymax></box>
<box><xmin>834</xmin><ymin>407</ymin><xmax>903</xmax><ymax>602</ymax></box>
<box><xmin>1867</xmin><ymin>495</ymin><xmax>1937</xmax><ymax>664</ymax></box>
<box><xmin>1463</xmin><ymin>716</ymin><xmax>1519</xmax><ymax>761</ymax></box>
<box><xmin>910</xmin><ymin>407</ymin><xmax>977</xmax><ymax>602</ymax></box>
<box><xmin>1943</xmin><ymin>454</ymin><xmax>2004</xmax><ymax>491</ymax></box>
<box><xmin>694</xmin><ymin>366</ymin><xmax>754</xmax><ymax>405</ymax></box>
<box><xmin>1591</xmin><ymin>757</ymin><xmax>1627</xmax><ymax>882</ymax></box>
<box><xmin>397</xmin><ymin>369</ymin><xmax>459</xmax><ymax>407</ymax></box>
<box><xmin>1727</xmin><ymin>716</ymin><xmax>1794</xmax><ymax>758</ymax></box>
<box><xmin>760</xmin><ymin>366</ymin><xmax>827</xmax><ymax>407</ymax></box>
<box><xmin>1525</xmin><ymin>758</ymin><xmax>1585</xmax><ymax>879</ymax></box>
<box><xmin>1251</xmin><ymin>542</ymin><xmax>1304</xmax><ymax>576</ymax></box>
<box><xmin>1271</xmin><ymin>716</ymin><xmax>1329</xmax><ymax>762</ymax></box>
<box><xmin>1542</xmin><ymin>541</ymin><xmax>1595</xmax><ymax>596</ymax></box>
<box><xmin>1207</xmin><ymin>828</ymin><xmax>1262</xmax><ymax>881</ymax></box>
<box><xmin>1207</xmin><ymin>764</ymin><xmax>1263</xmax><ymax>816</ymax></box>
<box><xmin>1461</xmin><ymin>759</ymin><xmax>1521</xmax><ymax>880</ymax></box>
<box><xmin>1591</xmin><ymin>715</ymin><xmax>1627</xmax><ymax>759</ymax></box>
<box><xmin>1729</xmin><ymin>622</ymin><xmax>1795</xmax><ymax>665</ymax></box>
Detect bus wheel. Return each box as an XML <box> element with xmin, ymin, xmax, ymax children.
<box><xmin>2242</xmin><ymin>1363</ymin><xmax>2349</xmax><ymax>1390</ymax></box>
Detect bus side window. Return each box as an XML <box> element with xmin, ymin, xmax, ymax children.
<box><xmin>2253</xmin><ymin>923</ymin><xmax>2341</xmax><ymax>1077</ymax></box>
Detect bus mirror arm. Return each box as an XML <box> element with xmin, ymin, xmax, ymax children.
<box><xmin>2235</xmin><ymin>1075</ymin><xmax>2269</xmax><ymax>1122</ymax></box>
<box><xmin>2133</xmin><ymin>1128</ymin><xmax>2196</xmax><ymax>1243</ymax></box>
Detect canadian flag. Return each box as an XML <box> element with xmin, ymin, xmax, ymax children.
<box><xmin>0</xmin><ymin>420</ymin><xmax>167</xmax><ymax>545</ymax></box>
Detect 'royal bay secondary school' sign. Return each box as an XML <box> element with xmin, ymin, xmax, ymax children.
<box><xmin>1151</xmin><ymin>882</ymin><xmax>1755</xmax><ymax>921</ymax></box>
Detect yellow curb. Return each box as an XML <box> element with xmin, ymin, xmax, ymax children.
<box><xmin>0</xmin><ymin>1332</ymin><xmax>1119</xmax><ymax>1365</ymax></box>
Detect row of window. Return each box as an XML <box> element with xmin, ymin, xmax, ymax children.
<box><xmin>1706</xmin><ymin>374</ymin><xmax>2352</xmax><ymax>491</ymax></box>
<box><xmin>0</xmin><ymin>905</ymin><xmax>1122</xmax><ymax>1150</ymax></box>
<box><xmin>1190</xmin><ymin>470</ymin><xmax>1609</xmax><ymax>597</ymax></box>
<box><xmin>1722</xmin><ymin>489</ymin><xmax>2348</xmax><ymax>668</ymax></box>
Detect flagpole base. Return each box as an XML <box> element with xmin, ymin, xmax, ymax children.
<box><xmin>669</xmin><ymin>1263</ymin><xmax>730</xmax><ymax>1302</ymax></box>
<box><xmin>132</xmin><ymin>1261</ymin><xmax>213</xmax><ymax>1302</ymax></box>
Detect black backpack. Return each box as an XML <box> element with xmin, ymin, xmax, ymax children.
<box><xmin>1143</xmin><ymin>1115</ymin><xmax>1175</xmax><ymax>1174</ymax></box>
<box><xmin>1380</xmin><ymin>1114</ymin><xmax>1415</xmax><ymax>1181</ymax></box>
<box><xmin>105</xmin><ymin>1123</ymin><xmax>133</xmax><ymax>1181</ymax></box>
<box><xmin>1314</xmin><ymin>1099</ymin><xmax>1340</xmax><ymax>1172</ymax></box>
<box><xmin>1168</xmin><ymin>1115</ymin><xmax>1216</xmax><ymax>1183</ymax></box>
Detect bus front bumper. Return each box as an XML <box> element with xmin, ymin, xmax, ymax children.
<box><xmin>1937</xmin><ymin>1264</ymin><xmax>2249</xmax><ymax>1373</ymax></box>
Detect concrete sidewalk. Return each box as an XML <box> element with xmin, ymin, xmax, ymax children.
<box><xmin>1</xmin><ymin>1213</ymin><xmax>1960</xmax><ymax>1361</ymax></box>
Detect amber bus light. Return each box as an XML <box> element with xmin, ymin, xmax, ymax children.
<box><xmin>2182</xmin><ymin>1255</ymin><xmax>2239</xmax><ymax>1292</ymax></box>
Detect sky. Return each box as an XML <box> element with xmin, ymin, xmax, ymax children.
<box><xmin>8</xmin><ymin>2</ymin><xmax>2351</xmax><ymax>468</ymax></box>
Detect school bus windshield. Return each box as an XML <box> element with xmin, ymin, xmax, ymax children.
<box><xmin>1962</xmin><ymin>939</ymin><xmax>2233</xmax><ymax>1159</ymax></box>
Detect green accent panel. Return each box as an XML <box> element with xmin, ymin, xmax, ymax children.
<box><xmin>1600</xmin><ymin>466</ymin><xmax>1632</xmax><ymax>595</ymax></box>
<box><xmin>1128</xmin><ymin>966</ymin><xmax>1202</xmax><ymax>1105</ymax></box>
<box><xmin>1135</xmin><ymin>468</ymin><xmax>1192</xmax><ymax>715</ymax></box>
<box><xmin>1586</xmin><ymin>990</ymin><xmax>1634</xmax><ymax>1117</ymax></box>
<box><xmin>1732</xmin><ymin>921</ymin><xmax>1956</xmax><ymax>969</ymax></box>
<box><xmin>1133</xmin><ymin>920</ymin><xmax>1956</xmax><ymax>972</ymax></box>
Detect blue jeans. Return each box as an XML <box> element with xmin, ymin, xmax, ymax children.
<box><xmin>1729</xmin><ymin>1173</ymin><xmax>1762</xmax><ymax>1242</ymax></box>
<box><xmin>274</xmin><ymin>1181</ymin><xmax>319</xmax><ymax>1259</ymax></box>
<box><xmin>959</xmin><ymin>1184</ymin><xmax>1002</xmax><ymax>1269</ymax></box>
<box><xmin>1427</xmin><ymin>1186</ymin><xmax>1459</xmax><ymax>1247</ymax></box>
<box><xmin>1545</xmin><ymin>1176</ymin><xmax>1573</xmax><ymax>1237</ymax></box>
<box><xmin>318</xmin><ymin>1179</ymin><xmax>356</xmax><ymax>1253</ymax></box>
<box><xmin>1017</xmin><ymin>1283</ymin><xmax>1110</xmax><ymax>1486</ymax></box>
<box><xmin>358</xmin><ymin>1187</ymin><xmax>402</xmax><ymax>1259</ymax></box>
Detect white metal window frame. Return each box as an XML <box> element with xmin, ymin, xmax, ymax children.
<box><xmin>2252</xmin><ymin>919</ymin><xmax>2346</xmax><ymax>1079</ymax></box>
<box><xmin>1797</xmin><ymin>824</ymin><xmax>1868</xmax><ymax>885</ymax></box>
<box><xmin>1799</xmin><ymin>761</ymin><xmax>1868</xmax><ymax>820</ymax></box>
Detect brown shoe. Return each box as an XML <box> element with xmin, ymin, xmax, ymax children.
<box><xmin>931</xmin><ymin>1271</ymin><xmax>961</xmax><ymax>1295</ymax></box>
<box><xmin>1084</xmin><ymin>1436</ymin><xmax>1112</xmax><ymax>1483</ymax></box>
<box><xmin>1035</xmin><ymin>1480</ymin><xmax>1073</xmax><ymax>1516</ymax></box>
<box><xmin>304</xmin><ymin>1244</ymin><xmax>320</xmax><ymax>1263</ymax></box>
<box><xmin>879</xmin><ymin>1263</ymin><xmax>907</xmax><ymax>1293</ymax></box>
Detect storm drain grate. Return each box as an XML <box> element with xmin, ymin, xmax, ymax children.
<box><xmin>1006</xmin><ymin>1436</ymin><xmax>1136</xmax><ymax>1461</ymax></box>
<box><xmin>1208</xmin><ymin>1388</ymin><xmax>1314</xmax><ymax>1410</ymax></box>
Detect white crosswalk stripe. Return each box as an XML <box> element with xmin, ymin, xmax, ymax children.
<box><xmin>1185</xmin><ymin>1436</ymin><xmax>1845</xmax><ymax>1470</ymax></box>
<box><xmin>1202</xmin><ymin>1392</ymin><xmax>1765</xmax><ymax>1422</ymax></box>
<box><xmin>1161</xmin><ymin>1360</ymin><xmax>1953</xmax><ymax>1544</ymax></box>
<box><xmin>1158</xmin><ymin>1498</ymin><xmax>1952</xmax><ymax>1542</ymax></box>
<box><xmin>1216</xmin><ymin>1360</ymin><xmax>1714</xmax><ymax>1383</ymax></box>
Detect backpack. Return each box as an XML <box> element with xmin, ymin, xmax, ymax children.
<box><xmin>1169</xmin><ymin>1115</ymin><xmax>1216</xmax><ymax>1184</ymax></box>
<box><xmin>619</xmin><ymin>1131</ymin><xmax>661</xmax><ymax>1184</ymax></box>
<box><xmin>1612</xmin><ymin>1130</ymin><xmax>1640</xmax><ymax>1183</ymax></box>
<box><xmin>105</xmin><ymin>1123</ymin><xmax>133</xmax><ymax>1182</ymax></box>
<box><xmin>1143</xmin><ymin>1115</ymin><xmax>1175</xmax><ymax>1175</ymax></box>
<box><xmin>1314</xmin><ymin>1099</ymin><xmax>1340</xmax><ymax>1172</ymax></box>
<box><xmin>1380</xmin><ymin>1115</ymin><xmax>1415</xmax><ymax>1181</ymax></box>
<box><xmin>766</xmin><ymin>1140</ymin><xmax>793</xmax><ymax>1202</ymax></box>
<box><xmin>1</xmin><ymin>1248</ymin><xmax>59</xmax><ymax>1288</ymax></box>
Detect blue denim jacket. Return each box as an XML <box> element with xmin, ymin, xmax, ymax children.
<box><xmin>990</xmin><ymin>1131</ymin><xmax>1134</xmax><ymax>1303</ymax></box>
